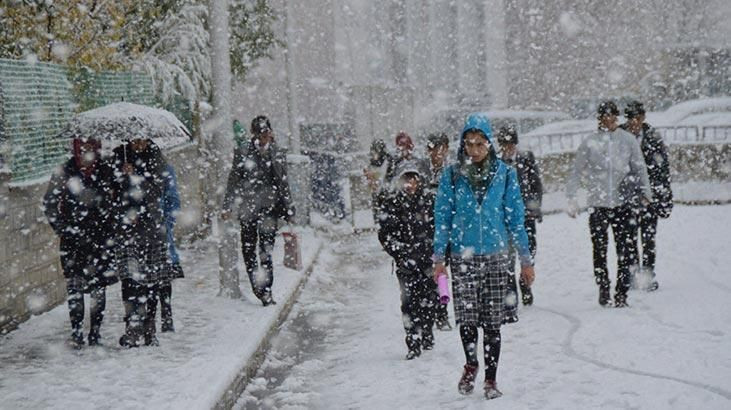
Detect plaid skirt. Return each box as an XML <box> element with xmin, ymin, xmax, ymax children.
<box><xmin>115</xmin><ymin>231</ymin><xmax>172</xmax><ymax>285</ymax></box>
<box><xmin>451</xmin><ymin>253</ymin><xmax>510</xmax><ymax>330</ymax></box>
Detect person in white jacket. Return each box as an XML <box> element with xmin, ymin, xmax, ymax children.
<box><xmin>566</xmin><ymin>101</ymin><xmax>652</xmax><ymax>308</ymax></box>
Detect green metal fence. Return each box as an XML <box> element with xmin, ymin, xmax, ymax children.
<box><xmin>0</xmin><ymin>58</ymin><xmax>190</xmax><ymax>184</ymax></box>
<box><xmin>0</xmin><ymin>59</ymin><xmax>77</xmax><ymax>183</ymax></box>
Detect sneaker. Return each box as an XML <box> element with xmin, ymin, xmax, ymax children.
<box><xmin>646</xmin><ymin>280</ymin><xmax>659</xmax><ymax>292</ymax></box>
<box><xmin>521</xmin><ymin>289</ymin><xmax>534</xmax><ymax>306</ymax></box>
<box><xmin>484</xmin><ymin>380</ymin><xmax>503</xmax><ymax>400</ymax></box>
<box><xmin>458</xmin><ymin>364</ymin><xmax>479</xmax><ymax>395</ymax></box>
<box><xmin>405</xmin><ymin>348</ymin><xmax>421</xmax><ymax>360</ymax></box>
<box><xmin>598</xmin><ymin>285</ymin><xmax>611</xmax><ymax>307</ymax></box>
<box><xmin>422</xmin><ymin>336</ymin><xmax>435</xmax><ymax>351</ymax></box>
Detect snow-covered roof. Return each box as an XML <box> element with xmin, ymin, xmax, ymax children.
<box><xmin>675</xmin><ymin>112</ymin><xmax>731</xmax><ymax>127</ymax></box>
<box><xmin>652</xmin><ymin>97</ymin><xmax>731</xmax><ymax>126</ymax></box>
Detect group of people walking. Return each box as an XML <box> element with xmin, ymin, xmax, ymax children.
<box><xmin>371</xmin><ymin>99</ymin><xmax>672</xmax><ymax>400</ymax></box>
<box><xmin>44</xmin><ymin>137</ymin><xmax>184</xmax><ymax>349</ymax></box>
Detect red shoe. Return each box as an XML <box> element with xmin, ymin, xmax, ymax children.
<box><xmin>458</xmin><ymin>364</ymin><xmax>478</xmax><ymax>395</ymax></box>
<box><xmin>484</xmin><ymin>380</ymin><xmax>503</xmax><ymax>400</ymax></box>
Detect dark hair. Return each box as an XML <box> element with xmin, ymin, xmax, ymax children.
<box><xmin>251</xmin><ymin>115</ymin><xmax>272</xmax><ymax>135</ymax></box>
<box><xmin>496</xmin><ymin>126</ymin><xmax>518</xmax><ymax>145</ymax></box>
<box><xmin>427</xmin><ymin>132</ymin><xmax>449</xmax><ymax>149</ymax></box>
<box><xmin>624</xmin><ymin>101</ymin><xmax>646</xmax><ymax>119</ymax></box>
<box><xmin>597</xmin><ymin>100</ymin><xmax>620</xmax><ymax>118</ymax></box>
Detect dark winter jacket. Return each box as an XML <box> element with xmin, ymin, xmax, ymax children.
<box><xmin>222</xmin><ymin>140</ymin><xmax>294</xmax><ymax>223</ymax></box>
<box><xmin>111</xmin><ymin>141</ymin><xmax>170</xmax><ymax>284</ymax></box>
<box><xmin>620</xmin><ymin>123</ymin><xmax>673</xmax><ymax>218</ymax></box>
<box><xmin>503</xmin><ymin>150</ymin><xmax>543</xmax><ymax>221</ymax></box>
<box><xmin>43</xmin><ymin>158</ymin><xmax>118</xmax><ymax>289</ymax></box>
<box><xmin>377</xmin><ymin>187</ymin><xmax>435</xmax><ymax>274</ymax></box>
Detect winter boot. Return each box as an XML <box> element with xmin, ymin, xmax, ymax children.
<box><xmin>405</xmin><ymin>348</ymin><xmax>421</xmax><ymax>360</ymax></box>
<box><xmin>119</xmin><ymin>327</ymin><xmax>142</xmax><ymax>348</ymax></box>
<box><xmin>422</xmin><ymin>331</ymin><xmax>435</xmax><ymax>351</ymax></box>
<box><xmin>144</xmin><ymin>317</ymin><xmax>159</xmax><ymax>347</ymax></box>
<box><xmin>68</xmin><ymin>329</ymin><xmax>84</xmax><ymax>350</ymax></box>
<box><xmin>161</xmin><ymin>318</ymin><xmax>175</xmax><ymax>333</ymax></box>
<box><xmin>88</xmin><ymin>328</ymin><xmax>102</xmax><ymax>346</ymax></box>
<box><xmin>261</xmin><ymin>291</ymin><xmax>277</xmax><ymax>306</ymax></box>
<box><xmin>598</xmin><ymin>284</ymin><xmax>611</xmax><ymax>307</ymax></box>
<box><xmin>458</xmin><ymin>364</ymin><xmax>479</xmax><ymax>395</ymax></box>
<box><xmin>484</xmin><ymin>380</ymin><xmax>503</xmax><ymax>400</ymax></box>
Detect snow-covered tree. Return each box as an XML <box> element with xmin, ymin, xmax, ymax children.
<box><xmin>229</xmin><ymin>0</ymin><xmax>281</xmax><ymax>81</ymax></box>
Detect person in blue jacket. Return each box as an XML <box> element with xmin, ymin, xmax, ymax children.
<box><xmin>432</xmin><ymin>113</ymin><xmax>536</xmax><ymax>400</ymax></box>
<box><xmin>148</xmin><ymin>163</ymin><xmax>185</xmax><ymax>333</ymax></box>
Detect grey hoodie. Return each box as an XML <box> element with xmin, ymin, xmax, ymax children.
<box><xmin>566</xmin><ymin>127</ymin><xmax>652</xmax><ymax>208</ymax></box>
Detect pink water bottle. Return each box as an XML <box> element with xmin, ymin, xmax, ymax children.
<box><xmin>438</xmin><ymin>274</ymin><xmax>450</xmax><ymax>305</ymax></box>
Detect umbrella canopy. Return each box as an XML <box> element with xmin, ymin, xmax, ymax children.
<box><xmin>60</xmin><ymin>102</ymin><xmax>191</xmax><ymax>149</ymax></box>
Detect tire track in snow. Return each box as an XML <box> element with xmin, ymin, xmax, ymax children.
<box><xmin>536</xmin><ymin>306</ymin><xmax>731</xmax><ymax>401</ymax></box>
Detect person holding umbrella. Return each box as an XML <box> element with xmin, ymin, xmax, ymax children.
<box><xmin>111</xmin><ymin>138</ymin><xmax>171</xmax><ymax>347</ymax></box>
<box><xmin>43</xmin><ymin>137</ymin><xmax>118</xmax><ymax>348</ymax></box>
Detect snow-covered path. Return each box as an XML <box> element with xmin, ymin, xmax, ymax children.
<box><xmin>237</xmin><ymin>205</ymin><xmax>731</xmax><ymax>409</ymax></box>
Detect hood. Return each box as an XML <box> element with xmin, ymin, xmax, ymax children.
<box><xmin>458</xmin><ymin>113</ymin><xmax>494</xmax><ymax>163</ymax></box>
<box><xmin>393</xmin><ymin>158</ymin><xmax>426</xmax><ymax>181</ymax></box>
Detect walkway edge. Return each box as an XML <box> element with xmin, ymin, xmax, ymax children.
<box><xmin>213</xmin><ymin>240</ymin><xmax>325</xmax><ymax>410</ymax></box>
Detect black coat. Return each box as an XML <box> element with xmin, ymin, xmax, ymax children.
<box><xmin>503</xmin><ymin>150</ymin><xmax>543</xmax><ymax>221</ymax></box>
<box><xmin>43</xmin><ymin>159</ymin><xmax>118</xmax><ymax>289</ymax></box>
<box><xmin>222</xmin><ymin>140</ymin><xmax>294</xmax><ymax>223</ymax></box>
<box><xmin>620</xmin><ymin>123</ymin><xmax>673</xmax><ymax>217</ymax></box>
<box><xmin>377</xmin><ymin>188</ymin><xmax>434</xmax><ymax>273</ymax></box>
<box><xmin>110</xmin><ymin>142</ymin><xmax>170</xmax><ymax>284</ymax></box>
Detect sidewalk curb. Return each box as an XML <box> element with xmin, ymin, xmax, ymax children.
<box><xmin>214</xmin><ymin>240</ymin><xmax>325</xmax><ymax>410</ymax></box>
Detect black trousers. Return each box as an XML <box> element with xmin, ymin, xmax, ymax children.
<box><xmin>506</xmin><ymin>218</ymin><xmax>537</xmax><ymax>301</ymax></box>
<box><xmin>67</xmin><ymin>278</ymin><xmax>106</xmax><ymax>337</ymax></box>
<box><xmin>121</xmin><ymin>279</ymin><xmax>158</xmax><ymax>338</ymax></box>
<box><xmin>396</xmin><ymin>268</ymin><xmax>437</xmax><ymax>351</ymax></box>
<box><xmin>637</xmin><ymin>209</ymin><xmax>659</xmax><ymax>270</ymax></box>
<box><xmin>240</xmin><ymin>216</ymin><xmax>277</xmax><ymax>299</ymax></box>
<box><xmin>148</xmin><ymin>282</ymin><xmax>173</xmax><ymax>327</ymax></box>
<box><xmin>588</xmin><ymin>206</ymin><xmax>637</xmax><ymax>296</ymax></box>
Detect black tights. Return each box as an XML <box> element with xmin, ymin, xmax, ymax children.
<box><xmin>67</xmin><ymin>279</ymin><xmax>106</xmax><ymax>337</ymax></box>
<box><xmin>460</xmin><ymin>325</ymin><xmax>501</xmax><ymax>381</ymax></box>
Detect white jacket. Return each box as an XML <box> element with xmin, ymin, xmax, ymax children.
<box><xmin>566</xmin><ymin>128</ymin><xmax>652</xmax><ymax>208</ymax></box>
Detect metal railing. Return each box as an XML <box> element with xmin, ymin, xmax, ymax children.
<box><xmin>525</xmin><ymin>125</ymin><xmax>731</xmax><ymax>157</ymax></box>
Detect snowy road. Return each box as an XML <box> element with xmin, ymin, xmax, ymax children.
<box><xmin>236</xmin><ymin>205</ymin><xmax>731</xmax><ymax>410</ymax></box>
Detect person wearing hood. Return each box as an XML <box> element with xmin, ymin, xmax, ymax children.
<box><xmin>620</xmin><ymin>101</ymin><xmax>673</xmax><ymax>292</ymax></box>
<box><xmin>384</xmin><ymin>131</ymin><xmax>417</xmax><ymax>185</ymax></box>
<box><xmin>567</xmin><ymin>101</ymin><xmax>652</xmax><ymax>308</ymax></box>
<box><xmin>43</xmin><ymin>138</ymin><xmax>118</xmax><ymax>348</ymax></box>
<box><xmin>377</xmin><ymin>160</ymin><xmax>437</xmax><ymax>360</ymax></box>
<box><xmin>111</xmin><ymin>137</ymin><xmax>171</xmax><ymax>347</ymax></box>
<box><xmin>222</xmin><ymin>115</ymin><xmax>294</xmax><ymax>306</ymax></box>
<box><xmin>496</xmin><ymin>125</ymin><xmax>543</xmax><ymax>320</ymax></box>
<box><xmin>433</xmin><ymin>113</ymin><xmax>536</xmax><ymax>400</ymax></box>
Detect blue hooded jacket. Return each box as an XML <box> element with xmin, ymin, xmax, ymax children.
<box><xmin>161</xmin><ymin>164</ymin><xmax>181</xmax><ymax>265</ymax></box>
<box><xmin>433</xmin><ymin>113</ymin><xmax>532</xmax><ymax>265</ymax></box>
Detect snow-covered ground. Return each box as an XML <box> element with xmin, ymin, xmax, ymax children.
<box><xmin>237</xmin><ymin>205</ymin><xmax>731</xmax><ymax>409</ymax></box>
<box><xmin>0</xmin><ymin>228</ymin><xmax>321</xmax><ymax>410</ymax></box>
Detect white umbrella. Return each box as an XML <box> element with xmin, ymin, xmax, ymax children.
<box><xmin>60</xmin><ymin>102</ymin><xmax>191</xmax><ymax>149</ymax></box>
